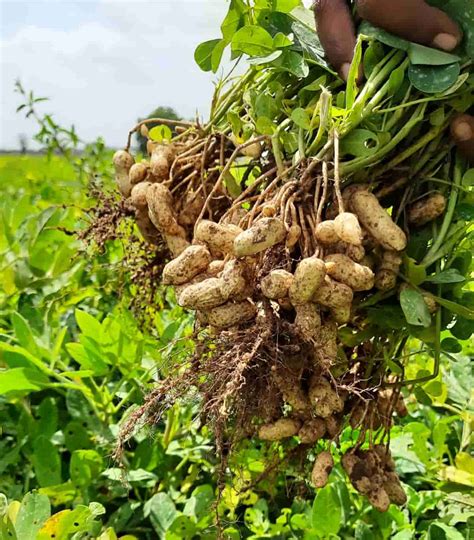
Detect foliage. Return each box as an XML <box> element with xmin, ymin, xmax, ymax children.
<box><xmin>1</xmin><ymin>58</ymin><xmax>473</xmax><ymax>540</ymax></box>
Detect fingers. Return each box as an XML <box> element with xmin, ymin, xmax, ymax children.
<box><xmin>314</xmin><ymin>0</ymin><xmax>357</xmax><ymax>80</ymax></box>
<box><xmin>450</xmin><ymin>115</ymin><xmax>474</xmax><ymax>164</ymax></box>
<box><xmin>356</xmin><ymin>0</ymin><xmax>462</xmax><ymax>51</ymax></box>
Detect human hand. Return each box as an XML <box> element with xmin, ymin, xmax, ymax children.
<box><xmin>314</xmin><ymin>0</ymin><xmax>473</xmax><ymax>162</ymax></box>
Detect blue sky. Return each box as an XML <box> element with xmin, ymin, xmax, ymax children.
<box><xmin>0</xmin><ymin>0</ymin><xmax>231</xmax><ymax>149</ymax></box>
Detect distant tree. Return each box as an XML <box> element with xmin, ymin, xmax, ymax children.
<box><xmin>135</xmin><ymin>106</ymin><xmax>181</xmax><ymax>155</ymax></box>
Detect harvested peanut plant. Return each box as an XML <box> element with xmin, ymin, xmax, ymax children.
<box><xmin>103</xmin><ymin>1</ymin><xmax>474</xmax><ymax>516</ymax></box>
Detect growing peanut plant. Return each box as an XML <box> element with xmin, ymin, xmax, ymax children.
<box><xmin>0</xmin><ymin>1</ymin><xmax>473</xmax><ymax>537</ymax></box>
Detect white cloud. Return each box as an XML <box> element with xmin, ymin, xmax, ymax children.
<box><xmin>0</xmin><ymin>0</ymin><xmax>229</xmax><ymax>149</ymax></box>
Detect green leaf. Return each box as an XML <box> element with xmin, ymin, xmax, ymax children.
<box><xmin>75</xmin><ymin>309</ymin><xmax>101</xmax><ymax>339</ymax></box>
<box><xmin>408</xmin><ymin>43</ymin><xmax>460</xmax><ymax>65</ymax></box>
<box><xmin>340</xmin><ymin>129</ymin><xmax>379</xmax><ymax>158</ymax></box>
<box><xmin>455</xmin><ymin>202</ymin><xmax>474</xmax><ymax>220</ymax></box>
<box><xmin>359</xmin><ymin>20</ymin><xmax>410</xmax><ymax>50</ymax></box>
<box><xmin>145</xmin><ymin>493</ymin><xmax>177</xmax><ymax>533</ymax></box>
<box><xmin>232</xmin><ymin>25</ymin><xmax>274</xmax><ymax>57</ymax></box>
<box><xmin>33</xmin><ymin>437</ymin><xmax>62</xmax><ymax>487</ymax></box>
<box><xmin>408</xmin><ymin>63</ymin><xmax>461</xmax><ymax>94</ymax></box>
<box><xmin>149</xmin><ymin>125</ymin><xmax>172</xmax><ymax>142</ymax></box>
<box><xmin>273</xmin><ymin>32</ymin><xmax>292</xmax><ymax>48</ymax></box>
<box><xmin>183</xmin><ymin>485</ymin><xmax>214</xmax><ymax>522</ymax></box>
<box><xmin>425</xmin><ymin>269</ymin><xmax>465</xmax><ymax>284</ymax></box>
<box><xmin>168</xmin><ymin>515</ymin><xmax>197</xmax><ymax>539</ymax></box>
<box><xmin>290</xmin><ymin>107</ymin><xmax>311</xmax><ymax>130</ymax></box>
<box><xmin>272</xmin><ymin>49</ymin><xmax>309</xmax><ymax>77</ymax></box>
<box><xmin>37</xmin><ymin>505</ymin><xmax>98</xmax><ymax>540</ymax></box>
<box><xmin>346</xmin><ymin>36</ymin><xmax>363</xmax><ymax>107</ymax></box>
<box><xmin>37</xmin><ymin>398</ymin><xmax>58</xmax><ymax>439</ymax></box>
<box><xmin>211</xmin><ymin>39</ymin><xmax>226</xmax><ymax>73</ymax></box>
<box><xmin>247</xmin><ymin>49</ymin><xmax>282</xmax><ymax>65</ymax></box>
<box><xmin>15</xmin><ymin>492</ymin><xmax>51</xmax><ymax>540</ymax></box>
<box><xmin>221</xmin><ymin>2</ymin><xmax>243</xmax><ymax>42</ymax></box>
<box><xmin>312</xmin><ymin>485</ymin><xmax>341</xmax><ymax>536</ymax></box>
<box><xmin>256</xmin><ymin>116</ymin><xmax>275</xmax><ymax>135</ymax></box>
<box><xmin>64</xmin><ymin>421</ymin><xmax>92</xmax><ymax>452</ymax></box>
<box><xmin>11</xmin><ymin>312</ymin><xmax>39</xmax><ymax>356</ymax></box>
<box><xmin>291</xmin><ymin>20</ymin><xmax>332</xmax><ymax>71</ymax></box>
<box><xmin>0</xmin><ymin>367</ymin><xmax>48</xmax><ymax>394</ymax></box>
<box><xmin>70</xmin><ymin>450</ymin><xmax>103</xmax><ymax>488</ymax></box>
<box><xmin>194</xmin><ymin>39</ymin><xmax>222</xmax><ymax>71</ymax></box>
<box><xmin>428</xmin><ymin>522</ymin><xmax>465</xmax><ymax>540</ymax></box>
<box><xmin>432</xmin><ymin>295</ymin><xmax>474</xmax><ymax>320</ymax></box>
<box><xmin>450</xmin><ymin>317</ymin><xmax>474</xmax><ymax>340</ymax></box>
<box><xmin>462</xmin><ymin>168</ymin><xmax>474</xmax><ymax>186</ymax></box>
<box><xmin>274</xmin><ymin>0</ymin><xmax>300</xmax><ymax>13</ymax></box>
<box><xmin>400</xmin><ymin>288</ymin><xmax>432</xmax><ymax>327</ymax></box>
<box><xmin>363</xmin><ymin>40</ymin><xmax>385</xmax><ymax>78</ymax></box>
<box><xmin>441</xmin><ymin>337</ymin><xmax>462</xmax><ymax>353</ymax></box>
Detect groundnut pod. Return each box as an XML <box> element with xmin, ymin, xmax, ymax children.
<box><xmin>178</xmin><ymin>278</ymin><xmax>227</xmax><ymax>310</ymax></box>
<box><xmin>260</xmin><ymin>269</ymin><xmax>294</xmax><ymax>300</ymax></box>
<box><xmin>351</xmin><ymin>191</ymin><xmax>407</xmax><ymax>251</ymax></box>
<box><xmin>146</xmin><ymin>183</ymin><xmax>185</xmax><ymax>237</ymax></box>
<box><xmin>298</xmin><ymin>418</ymin><xmax>326</xmax><ymax>444</ymax></box>
<box><xmin>150</xmin><ymin>144</ymin><xmax>175</xmax><ymax>179</ymax></box>
<box><xmin>289</xmin><ymin>257</ymin><xmax>326</xmax><ymax>304</ymax></box>
<box><xmin>375</xmin><ymin>250</ymin><xmax>402</xmax><ymax>291</ymax></box>
<box><xmin>383</xmin><ymin>472</ymin><xmax>407</xmax><ymax>505</ymax></box>
<box><xmin>311</xmin><ymin>451</ymin><xmax>334</xmax><ymax>488</ymax></box>
<box><xmin>208</xmin><ymin>260</ymin><xmax>225</xmax><ymax>276</ymax></box>
<box><xmin>314</xmin><ymin>320</ymin><xmax>338</xmax><ymax>367</ymax></box>
<box><xmin>205</xmin><ymin>300</ymin><xmax>256</xmax><ymax>328</ymax></box>
<box><xmin>315</xmin><ymin>220</ymin><xmax>339</xmax><ymax>245</ymax></box>
<box><xmin>308</xmin><ymin>376</ymin><xmax>344</xmax><ymax>418</ymax></box>
<box><xmin>130</xmin><ymin>182</ymin><xmax>160</xmax><ymax>244</ymax></box>
<box><xmin>408</xmin><ymin>192</ymin><xmax>446</xmax><ymax>227</ymax></box>
<box><xmin>286</xmin><ymin>224</ymin><xmax>301</xmax><ymax>249</ymax></box>
<box><xmin>219</xmin><ymin>259</ymin><xmax>248</xmax><ymax>299</ymax></box>
<box><xmin>113</xmin><ymin>150</ymin><xmax>134</xmax><ymax>197</ymax></box>
<box><xmin>129</xmin><ymin>162</ymin><xmax>149</xmax><ymax>185</ymax></box>
<box><xmin>368</xmin><ymin>488</ymin><xmax>391</xmax><ymax>513</ymax></box>
<box><xmin>325</xmin><ymin>254</ymin><xmax>375</xmax><ymax>291</ymax></box>
<box><xmin>233</xmin><ymin>218</ymin><xmax>286</xmax><ymax>257</ymax></box>
<box><xmin>313</xmin><ymin>276</ymin><xmax>353</xmax><ymax>309</ymax></box>
<box><xmin>195</xmin><ymin>220</ymin><xmax>242</xmax><ymax>256</ymax></box>
<box><xmin>258</xmin><ymin>418</ymin><xmax>302</xmax><ymax>441</ymax></box>
<box><xmin>334</xmin><ymin>212</ymin><xmax>363</xmax><ymax>246</ymax></box>
<box><xmin>295</xmin><ymin>303</ymin><xmax>321</xmax><ymax>341</ymax></box>
<box><xmin>178</xmin><ymin>191</ymin><xmax>205</xmax><ymax>227</ymax></box>
<box><xmin>162</xmin><ymin>245</ymin><xmax>211</xmax><ymax>285</ymax></box>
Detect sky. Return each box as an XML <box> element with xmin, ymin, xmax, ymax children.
<box><xmin>0</xmin><ymin>0</ymin><xmax>234</xmax><ymax>150</ymax></box>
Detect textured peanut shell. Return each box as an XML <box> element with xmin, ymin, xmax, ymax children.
<box><xmin>334</xmin><ymin>212</ymin><xmax>363</xmax><ymax>246</ymax></box>
<box><xmin>351</xmin><ymin>191</ymin><xmax>407</xmax><ymax>251</ymax></box>
<box><xmin>315</xmin><ymin>220</ymin><xmax>339</xmax><ymax>245</ymax></box>
<box><xmin>205</xmin><ymin>300</ymin><xmax>256</xmax><ymax>329</ymax></box>
<box><xmin>295</xmin><ymin>303</ymin><xmax>321</xmax><ymax>341</ymax></box>
<box><xmin>325</xmin><ymin>254</ymin><xmax>375</xmax><ymax>291</ymax></box>
<box><xmin>313</xmin><ymin>276</ymin><xmax>353</xmax><ymax>309</ymax></box>
<box><xmin>195</xmin><ymin>220</ymin><xmax>242</xmax><ymax>256</ymax></box>
<box><xmin>383</xmin><ymin>472</ymin><xmax>407</xmax><ymax>505</ymax></box>
<box><xmin>286</xmin><ymin>224</ymin><xmax>301</xmax><ymax>249</ymax></box>
<box><xmin>113</xmin><ymin>150</ymin><xmax>134</xmax><ymax>197</ymax></box>
<box><xmin>314</xmin><ymin>320</ymin><xmax>338</xmax><ymax>367</ymax></box>
<box><xmin>261</xmin><ymin>269</ymin><xmax>293</xmax><ymax>300</ymax></box>
<box><xmin>162</xmin><ymin>245</ymin><xmax>211</xmax><ymax>285</ymax></box>
<box><xmin>308</xmin><ymin>377</ymin><xmax>344</xmax><ymax>418</ymax></box>
<box><xmin>129</xmin><ymin>162</ymin><xmax>149</xmax><ymax>185</ymax></box>
<box><xmin>178</xmin><ymin>277</ymin><xmax>226</xmax><ymax>310</ymax></box>
<box><xmin>258</xmin><ymin>418</ymin><xmax>302</xmax><ymax>441</ymax></box>
<box><xmin>375</xmin><ymin>250</ymin><xmax>402</xmax><ymax>290</ymax></box>
<box><xmin>208</xmin><ymin>260</ymin><xmax>225</xmax><ymax>276</ymax></box>
<box><xmin>146</xmin><ymin>183</ymin><xmax>185</xmax><ymax>237</ymax></box>
<box><xmin>219</xmin><ymin>259</ymin><xmax>248</xmax><ymax>299</ymax></box>
<box><xmin>233</xmin><ymin>218</ymin><xmax>286</xmax><ymax>257</ymax></box>
<box><xmin>150</xmin><ymin>145</ymin><xmax>175</xmax><ymax>179</ymax></box>
<box><xmin>289</xmin><ymin>257</ymin><xmax>326</xmax><ymax>304</ymax></box>
<box><xmin>178</xmin><ymin>191</ymin><xmax>204</xmax><ymax>227</ymax></box>
<box><xmin>131</xmin><ymin>182</ymin><xmax>151</xmax><ymax>210</ymax></box>
<box><xmin>298</xmin><ymin>418</ymin><xmax>326</xmax><ymax>444</ymax></box>
<box><xmin>311</xmin><ymin>451</ymin><xmax>334</xmax><ymax>488</ymax></box>
<box><xmin>408</xmin><ymin>192</ymin><xmax>446</xmax><ymax>227</ymax></box>
<box><xmin>368</xmin><ymin>487</ymin><xmax>391</xmax><ymax>512</ymax></box>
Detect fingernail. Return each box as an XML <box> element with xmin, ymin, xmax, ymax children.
<box><xmin>453</xmin><ymin>121</ymin><xmax>473</xmax><ymax>142</ymax></box>
<box><xmin>432</xmin><ymin>33</ymin><xmax>459</xmax><ymax>51</ymax></box>
<box><xmin>340</xmin><ymin>63</ymin><xmax>351</xmax><ymax>81</ymax></box>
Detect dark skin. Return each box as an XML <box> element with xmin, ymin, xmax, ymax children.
<box><xmin>314</xmin><ymin>0</ymin><xmax>474</xmax><ymax>162</ymax></box>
